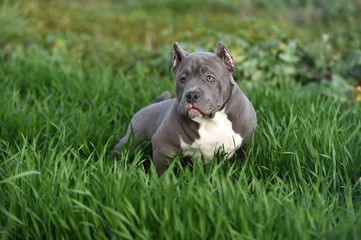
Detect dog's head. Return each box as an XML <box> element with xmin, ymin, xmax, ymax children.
<box><xmin>172</xmin><ymin>42</ymin><xmax>235</xmax><ymax>119</ymax></box>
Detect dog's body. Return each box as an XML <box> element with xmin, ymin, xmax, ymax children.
<box><xmin>113</xmin><ymin>42</ymin><xmax>257</xmax><ymax>175</ymax></box>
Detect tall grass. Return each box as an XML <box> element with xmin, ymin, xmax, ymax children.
<box><xmin>1</xmin><ymin>42</ymin><xmax>361</xmax><ymax>239</ymax></box>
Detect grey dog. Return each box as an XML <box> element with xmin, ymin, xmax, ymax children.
<box><xmin>112</xmin><ymin>42</ymin><xmax>257</xmax><ymax>176</ymax></box>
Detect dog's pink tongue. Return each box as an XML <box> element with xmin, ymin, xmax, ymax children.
<box><xmin>188</xmin><ymin>108</ymin><xmax>203</xmax><ymax>118</ymax></box>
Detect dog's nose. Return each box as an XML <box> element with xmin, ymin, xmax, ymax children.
<box><xmin>186</xmin><ymin>91</ymin><xmax>201</xmax><ymax>103</ymax></box>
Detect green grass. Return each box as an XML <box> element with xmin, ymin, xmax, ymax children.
<box><xmin>1</xmin><ymin>0</ymin><xmax>361</xmax><ymax>239</ymax></box>
<box><xmin>1</xmin><ymin>44</ymin><xmax>361</xmax><ymax>239</ymax></box>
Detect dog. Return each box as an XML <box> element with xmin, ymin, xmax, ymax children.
<box><xmin>112</xmin><ymin>42</ymin><xmax>257</xmax><ymax>176</ymax></box>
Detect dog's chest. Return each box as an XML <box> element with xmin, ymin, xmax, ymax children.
<box><xmin>179</xmin><ymin>110</ymin><xmax>243</xmax><ymax>163</ymax></box>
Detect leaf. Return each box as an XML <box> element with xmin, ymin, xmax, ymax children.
<box><xmin>279</xmin><ymin>52</ymin><xmax>300</xmax><ymax>63</ymax></box>
<box><xmin>0</xmin><ymin>206</ymin><xmax>23</xmax><ymax>225</ymax></box>
<box><xmin>0</xmin><ymin>170</ymin><xmax>40</xmax><ymax>184</ymax></box>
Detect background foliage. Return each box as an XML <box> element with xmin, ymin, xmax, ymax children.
<box><xmin>1</xmin><ymin>0</ymin><xmax>361</xmax><ymax>239</ymax></box>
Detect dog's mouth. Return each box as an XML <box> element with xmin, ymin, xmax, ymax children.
<box><xmin>185</xmin><ymin>104</ymin><xmax>218</xmax><ymax>118</ymax></box>
<box><xmin>187</xmin><ymin>107</ymin><xmax>203</xmax><ymax>118</ymax></box>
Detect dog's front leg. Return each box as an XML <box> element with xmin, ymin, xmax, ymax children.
<box><xmin>152</xmin><ymin>149</ymin><xmax>174</xmax><ymax>176</ymax></box>
<box><xmin>151</xmin><ymin>134</ymin><xmax>179</xmax><ymax>176</ymax></box>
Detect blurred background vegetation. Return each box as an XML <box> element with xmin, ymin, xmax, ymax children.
<box><xmin>1</xmin><ymin>0</ymin><xmax>361</xmax><ymax>101</ymax></box>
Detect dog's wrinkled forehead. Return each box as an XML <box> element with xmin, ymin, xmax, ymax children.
<box><xmin>173</xmin><ymin>53</ymin><xmax>225</xmax><ymax>77</ymax></box>
<box><xmin>173</xmin><ymin>42</ymin><xmax>235</xmax><ymax>75</ymax></box>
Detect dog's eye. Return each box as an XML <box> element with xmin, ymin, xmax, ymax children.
<box><xmin>207</xmin><ymin>76</ymin><xmax>215</xmax><ymax>82</ymax></box>
<box><xmin>179</xmin><ymin>77</ymin><xmax>186</xmax><ymax>83</ymax></box>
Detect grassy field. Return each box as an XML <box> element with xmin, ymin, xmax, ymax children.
<box><xmin>1</xmin><ymin>0</ymin><xmax>361</xmax><ymax>239</ymax></box>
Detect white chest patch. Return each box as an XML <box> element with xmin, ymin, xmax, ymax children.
<box><xmin>179</xmin><ymin>109</ymin><xmax>243</xmax><ymax>163</ymax></box>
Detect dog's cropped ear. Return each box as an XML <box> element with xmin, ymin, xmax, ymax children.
<box><xmin>216</xmin><ymin>42</ymin><xmax>234</xmax><ymax>72</ymax></box>
<box><xmin>172</xmin><ymin>42</ymin><xmax>188</xmax><ymax>71</ymax></box>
